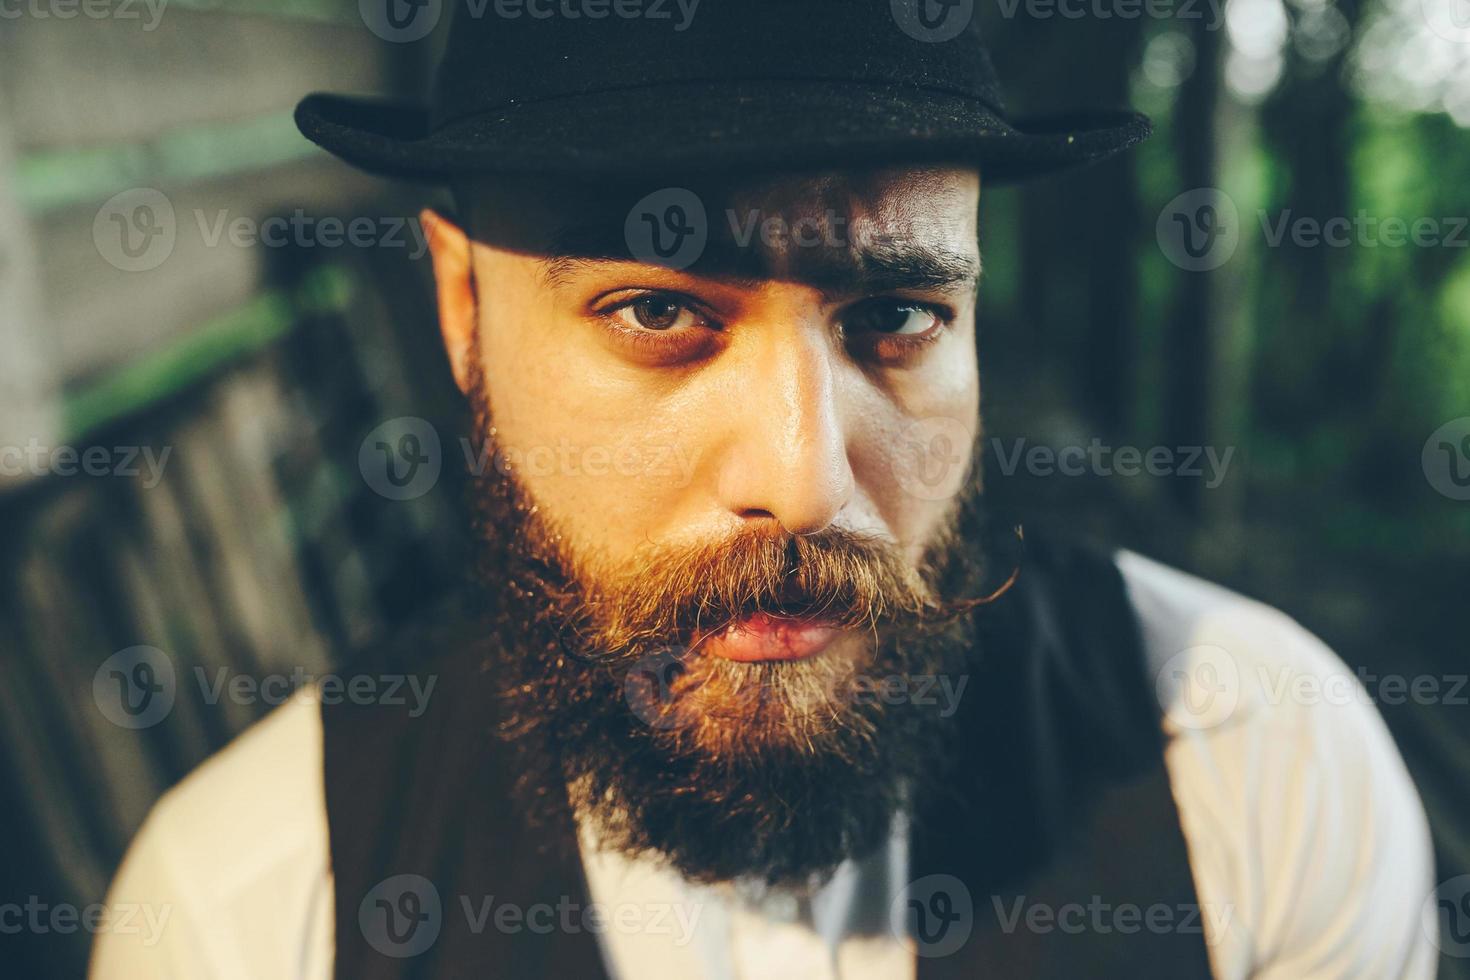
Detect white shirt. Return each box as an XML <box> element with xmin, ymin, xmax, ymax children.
<box><xmin>90</xmin><ymin>552</ymin><xmax>1439</xmax><ymax>979</ymax></box>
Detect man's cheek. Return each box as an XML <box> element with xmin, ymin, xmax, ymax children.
<box><xmin>530</xmin><ymin>437</ymin><xmax>697</xmax><ymax>543</ymax></box>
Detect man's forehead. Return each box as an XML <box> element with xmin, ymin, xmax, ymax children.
<box><xmin>458</xmin><ymin>165</ymin><xmax>981</xmax><ymax>291</ymax></box>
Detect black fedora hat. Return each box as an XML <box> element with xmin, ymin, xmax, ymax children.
<box><xmin>296</xmin><ymin>0</ymin><xmax>1151</xmax><ymax>184</ymax></box>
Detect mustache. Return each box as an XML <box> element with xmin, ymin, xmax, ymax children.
<box><xmin>540</xmin><ymin>523</ymin><xmax>1012</xmax><ymax>663</ymax></box>
<box><xmin>464</xmin><ymin>355</ymin><xmax>1015</xmax><ymax>668</ymax></box>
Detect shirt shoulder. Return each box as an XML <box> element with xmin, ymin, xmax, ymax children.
<box><xmin>90</xmin><ymin>693</ymin><xmax>334</xmax><ymax>980</ymax></box>
<box><xmin>1115</xmin><ymin>550</ymin><xmax>1438</xmax><ymax>980</ymax></box>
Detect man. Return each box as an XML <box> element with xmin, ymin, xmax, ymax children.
<box><xmin>92</xmin><ymin>2</ymin><xmax>1437</xmax><ymax>978</ymax></box>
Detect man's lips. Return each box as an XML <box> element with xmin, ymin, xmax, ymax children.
<box><xmin>695</xmin><ymin>612</ymin><xmax>843</xmax><ymax>662</ymax></box>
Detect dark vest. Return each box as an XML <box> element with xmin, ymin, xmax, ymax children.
<box><xmin>322</xmin><ymin>535</ymin><xmax>1214</xmax><ymax>978</ymax></box>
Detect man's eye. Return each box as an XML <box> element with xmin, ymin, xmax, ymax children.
<box><xmin>843</xmin><ymin>301</ymin><xmax>943</xmax><ymax>337</ymax></box>
<box><xmin>614</xmin><ymin>295</ymin><xmax>703</xmax><ymax>332</ymax></box>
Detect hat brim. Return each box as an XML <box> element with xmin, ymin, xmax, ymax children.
<box><xmin>295</xmin><ymin>79</ymin><xmax>1150</xmax><ymax>186</ymax></box>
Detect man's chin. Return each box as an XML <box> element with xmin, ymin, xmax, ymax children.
<box><xmin>625</xmin><ymin>629</ymin><xmax>875</xmax><ymax>755</ymax></box>
<box><xmin>565</xmin><ymin>700</ymin><xmax>917</xmax><ymax>888</ymax></box>
<box><xmin>551</xmin><ymin>629</ymin><xmax>964</xmax><ymax>888</ymax></box>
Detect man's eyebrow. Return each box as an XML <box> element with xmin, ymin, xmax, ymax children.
<box><xmin>831</xmin><ymin>241</ymin><xmax>982</xmax><ymax>300</ymax></box>
<box><xmin>535</xmin><ymin>224</ymin><xmax>982</xmax><ymax>297</ymax></box>
<box><xmin>538</xmin><ymin>220</ymin><xmax>654</xmax><ymax>289</ymax></box>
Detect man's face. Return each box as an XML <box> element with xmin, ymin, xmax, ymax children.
<box><xmin>427</xmin><ymin>164</ymin><xmax>987</xmax><ymax>885</ymax></box>
<box><xmin>451</xmin><ymin>163</ymin><xmax>979</xmax><ymax>603</ymax></box>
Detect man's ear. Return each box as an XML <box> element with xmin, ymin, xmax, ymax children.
<box><xmin>421</xmin><ymin>208</ymin><xmax>476</xmax><ymax>395</ymax></box>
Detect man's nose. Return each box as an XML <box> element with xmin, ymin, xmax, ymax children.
<box><xmin>716</xmin><ymin>333</ymin><xmax>855</xmax><ymax>535</ymax></box>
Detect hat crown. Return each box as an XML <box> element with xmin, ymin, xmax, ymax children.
<box><xmin>431</xmin><ymin>0</ymin><xmax>1004</xmax><ymax>131</ymax></box>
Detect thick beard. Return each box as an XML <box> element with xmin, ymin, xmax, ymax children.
<box><xmin>463</xmin><ymin>366</ymin><xmax>990</xmax><ymax>889</ymax></box>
